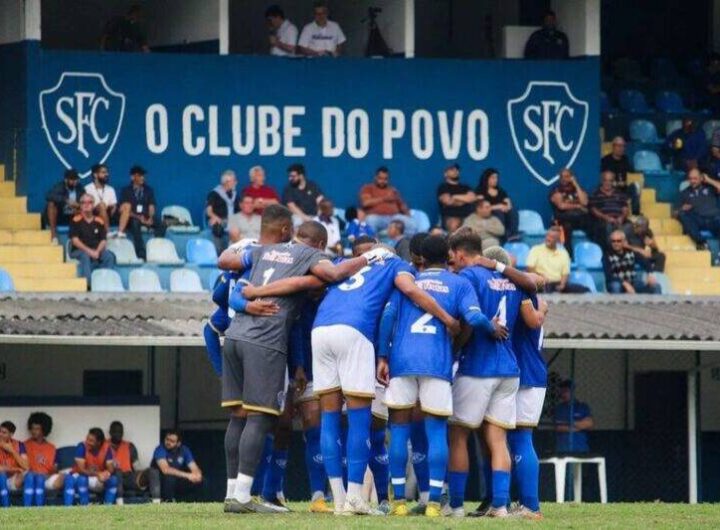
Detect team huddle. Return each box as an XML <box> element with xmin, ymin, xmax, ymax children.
<box><xmin>204</xmin><ymin>203</ymin><xmax>548</xmax><ymax>518</ymax></box>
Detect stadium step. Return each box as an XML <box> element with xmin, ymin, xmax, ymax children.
<box><xmin>0</xmin><ymin>262</ymin><xmax>78</xmax><ymax>279</ymax></box>
<box><xmin>664</xmin><ymin>250</ymin><xmax>712</xmax><ymax>268</ymax></box>
<box><xmin>0</xmin><ymin>230</ymin><xmax>51</xmax><ymax>245</ymax></box>
<box><xmin>13</xmin><ymin>276</ymin><xmax>87</xmax><ymax>292</ymax></box>
<box><xmin>0</xmin><ymin>213</ymin><xmax>40</xmax><ymax>230</ymax></box>
<box><xmin>640</xmin><ymin>188</ymin><xmax>656</xmax><ymax>203</ymax></box>
<box><xmin>647</xmin><ymin>218</ymin><xmax>683</xmax><ymax>235</ymax></box>
<box><xmin>641</xmin><ymin>202</ymin><xmax>671</xmax><ymax>218</ymax></box>
<box><xmin>0</xmin><ymin>244</ymin><xmax>63</xmax><ymax>263</ymax></box>
<box><xmin>0</xmin><ymin>179</ymin><xmax>15</xmax><ymax>198</ymax></box>
<box><xmin>666</xmin><ymin>273</ymin><xmax>720</xmax><ymax>295</ymax></box>
<box><xmin>0</xmin><ymin>196</ymin><xmax>26</xmax><ymax>212</ymax></box>
<box><xmin>654</xmin><ymin>235</ymin><xmax>695</xmax><ymax>251</ymax></box>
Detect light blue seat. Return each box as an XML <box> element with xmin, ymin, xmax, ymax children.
<box><xmin>629</xmin><ymin>119</ymin><xmax>660</xmax><ymax>143</ymax></box>
<box><xmin>129</xmin><ymin>268</ymin><xmax>164</xmax><ymax>292</ymax></box>
<box><xmin>91</xmin><ymin>269</ymin><xmax>125</xmax><ymax>292</ymax></box>
<box><xmin>618</xmin><ymin>89</ymin><xmax>651</xmax><ymax>113</ymax></box>
<box><xmin>0</xmin><ymin>268</ymin><xmax>15</xmax><ymax>292</ymax></box>
<box><xmin>666</xmin><ymin>119</ymin><xmax>682</xmax><ymax>136</ymax></box>
<box><xmin>655</xmin><ymin>91</ymin><xmax>687</xmax><ymax>113</ymax></box>
<box><xmin>518</xmin><ymin>210</ymin><xmax>545</xmax><ymax>236</ymax></box>
<box><xmin>569</xmin><ymin>270</ymin><xmax>597</xmax><ymax>293</ymax></box>
<box><xmin>632</xmin><ymin>150</ymin><xmax>663</xmax><ymax>173</ymax></box>
<box><xmin>653</xmin><ymin>272</ymin><xmax>672</xmax><ymax>294</ymax></box>
<box><xmin>574</xmin><ymin>242</ymin><xmax>603</xmax><ymax>270</ymax></box>
<box><xmin>206</xmin><ymin>268</ymin><xmax>223</xmax><ymax>290</ymax></box>
<box><xmin>161</xmin><ymin>205</ymin><xmax>200</xmax><ymax>234</ymax></box>
<box><xmin>503</xmin><ymin>242</ymin><xmax>530</xmax><ymax>269</ymax></box>
<box><xmin>107</xmin><ymin>238</ymin><xmax>143</xmax><ymax>265</ymax></box>
<box><xmin>170</xmin><ymin>268</ymin><xmax>205</xmax><ymax>293</ymax></box>
<box><xmin>186</xmin><ymin>238</ymin><xmax>218</xmax><ymax>267</ymax></box>
<box><xmin>146</xmin><ymin>237</ymin><xmax>184</xmax><ymax>265</ymax></box>
<box><xmin>702</xmin><ymin>120</ymin><xmax>720</xmax><ymax>141</ymax></box>
<box><xmin>409</xmin><ymin>209</ymin><xmax>431</xmax><ymax>233</ymax></box>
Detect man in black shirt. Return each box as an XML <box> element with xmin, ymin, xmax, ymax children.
<box><xmin>117</xmin><ymin>165</ymin><xmax>158</xmax><ymax>260</ymax></box>
<box><xmin>69</xmin><ymin>194</ymin><xmax>116</xmax><ymax>287</ymax></box>
<box><xmin>437</xmin><ymin>163</ymin><xmax>476</xmax><ymax>232</ymax></box>
<box><xmin>601</xmin><ymin>136</ymin><xmax>639</xmax><ymax>214</ymax></box>
<box><xmin>623</xmin><ymin>216</ymin><xmax>666</xmax><ymax>273</ymax></box>
<box><xmin>44</xmin><ymin>169</ymin><xmax>85</xmax><ymax>243</ymax></box>
<box><xmin>101</xmin><ymin>4</ymin><xmax>150</xmax><ymax>52</ymax></box>
<box><xmin>524</xmin><ymin>10</ymin><xmax>569</xmax><ymax>60</ymax></box>
<box><xmin>282</xmin><ymin>163</ymin><xmax>324</xmax><ymax>225</ymax></box>
<box><xmin>678</xmin><ymin>168</ymin><xmax>720</xmax><ymax>248</ymax></box>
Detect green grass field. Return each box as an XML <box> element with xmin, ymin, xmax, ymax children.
<box><xmin>3</xmin><ymin>502</ymin><xmax>720</xmax><ymax>529</ymax></box>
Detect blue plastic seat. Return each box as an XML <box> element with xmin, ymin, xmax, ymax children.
<box><xmin>666</xmin><ymin>119</ymin><xmax>682</xmax><ymax>136</ymax></box>
<box><xmin>569</xmin><ymin>270</ymin><xmax>597</xmax><ymax>293</ymax></box>
<box><xmin>632</xmin><ymin>150</ymin><xmax>663</xmax><ymax>172</ymax></box>
<box><xmin>629</xmin><ymin>119</ymin><xmax>660</xmax><ymax>143</ymax></box>
<box><xmin>653</xmin><ymin>272</ymin><xmax>672</xmax><ymax>294</ymax></box>
<box><xmin>518</xmin><ymin>210</ymin><xmax>545</xmax><ymax>236</ymax></box>
<box><xmin>129</xmin><ymin>268</ymin><xmax>164</xmax><ymax>292</ymax></box>
<box><xmin>409</xmin><ymin>209</ymin><xmax>431</xmax><ymax>233</ymax></box>
<box><xmin>0</xmin><ymin>268</ymin><xmax>15</xmax><ymax>292</ymax></box>
<box><xmin>91</xmin><ymin>269</ymin><xmax>125</xmax><ymax>292</ymax></box>
<box><xmin>170</xmin><ymin>268</ymin><xmax>205</xmax><ymax>293</ymax></box>
<box><xmin>618</xmin><ymin>89</ymin><xmax>651</xmax><ymax>113</ymax></box>
<box><xmin>574</xmin><ymin>242</ymin><xmax>603</xmax><ymax>270</ymax></box>
<box><xmin>186</xmin><ymin>238</ymin><xmax>218</xmax><ymax>267</ymax></box>
<box><xmin>702</xmin><ymin>120</ymin><xmax>720</xmax><ymax>141</ymax></box>
<box><xmin>655</xmin><ymin>91</ymin><xmax>687</xmax><ymax>113</ymax></box>
<box><xmin>503</xmin><ymin>242</ymin><xmax>530</xmax><ymax>269</ymax></box>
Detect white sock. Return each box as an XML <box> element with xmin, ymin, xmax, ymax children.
<box><xmin>233</xmin><ymin>473</ymin><xmax>254</xmax><ymax>503</ymax></box>
<box><xmin>226</xmin><ymin>479</ymin><xmax>236</xmax><ymax>499</ymax></box>
<box><xmin>329</xmin><ymin>477</ymin><xmax>346</xmax><ymax>511</ymax></box>
<box><xmin>419</xmin><ymin>491</ymin><xmax>430</xmax><ymax>504</ymax></box>
<box><xmin>311</xmin><ymin>490</ymin><xmax>325</xmax><ymax>502</ymax></box>
<box><xmin>347</xmin><ymin>481</ymin><xmax>362</xmax><ymax>499</ymax></box>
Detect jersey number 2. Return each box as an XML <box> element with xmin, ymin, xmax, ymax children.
<box><xmin>410</xmin><ymin>313</ymin><xmax>437</xmax><ymax>335</ymax></box>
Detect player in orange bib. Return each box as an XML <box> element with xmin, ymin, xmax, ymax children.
<box><xmin>0</xmin><ymin>421</ymin><xmax>29</xmax><ymax>507</ymax></box>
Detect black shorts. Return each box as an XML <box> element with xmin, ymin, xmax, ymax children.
<box><xmin>221</xmin><ymin>338</ymin><xmax>287</xmax><ymax>415</ymax></box>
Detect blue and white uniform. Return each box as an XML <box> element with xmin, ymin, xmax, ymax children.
<box><xmin>513</xmin><ymin>294</ymin><xmax>547</xmax><ymax>427</ymax></box>
<box><xmin>290</xmin><ymin>297</ymin><xmax>320</xmax><ymax>402</ymax></box>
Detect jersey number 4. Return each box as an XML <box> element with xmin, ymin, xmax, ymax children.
<box><xmin>410</xmin><ymin>313</ymin><xmax>437</xmax><ymax>335</ymax></box>
<box><xmin>495</xmin><ymin>295</ymin><xmax>507</xmax><ymax>326</ymax></box>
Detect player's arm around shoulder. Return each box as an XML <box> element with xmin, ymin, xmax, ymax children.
<box><xmin>394</xmin><ymin>273</ymin><xmax>460</xmax><ymax>336</ymax></box>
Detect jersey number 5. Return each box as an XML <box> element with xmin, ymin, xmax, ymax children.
<box><xmin>410</xmin><ymin>313</ymin><xmax>437</xmax><ymax>335</ymax></box>
<box><xmin>338</xmin><ymin>266</ymin><xmax>371</xmax><ymax>291</ymax></box>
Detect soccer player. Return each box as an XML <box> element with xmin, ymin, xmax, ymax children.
<box><xmin>105</xmin><ymin>421</ymin><xmax>142</xmax><ymax>505</ymax></box>
<box><xmin>377</xmin><ymin>235</ymin><xmax>506</xmax><ymax>517</ymax></box>
<box><xmin>0</xmin><ymin>421</ymin><xmax>29</xmax><ymax>507</ymax></box>
<box><xmin>23</xmin><ymin>412</ymin><xmax>69</xmax><ymax>506</ymax></box>
<box><xmin>72</xmin><ymin>427</ymin><xmax>118</xmax><ymax>505</ymax></box>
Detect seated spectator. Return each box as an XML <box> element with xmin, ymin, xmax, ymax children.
<box><xmin>624</xmin><ymin>216</ymin><xmax>666</xmax><ymax>273</ymax></box>
<box><xmin>72</xmin><ymin>428</ymin><xmax>118</xmax><ymax>505</ymax></box>
<box><xmin>359</xmin><ymin>166</ymin><xmax>415</xmax><ymax>235</ymax></box>
<box><xmin>667</xmin><ymin>118</ymin><xmax>707</xmax><ymax>171</ymax></box>
<box><xmin>148</xmin><ymin>430</ymin><xmax>202</xmax><ymax>503</ymax></box>
<box><xmin>206</xmin><ymin>170</ymin><xmax>240</xmax><ymax>253</ymax></box>
<box><xmin>524</xmin><ymin>10</ymin><xmax>569</xmax><ymax>60</ymax></box>
<box><xmin>228</xmin><ymin>196</ymin><xmax>261</xmax><ymax>243</ymax></box>
<box><xmin>553</xmin><ymin>380</ymin><xmax>593</xmax><ymax>453</ymax></box>
<box><xmin>549</xmin><ymin>168</ymin><xmax>590</xmax><ymax>258</ymax></box>
<box><xmin>282</xmin><ymin>163</ymin><xmax>324</xmax><ymax>225</ymax></box>
<box><xmin>701</xmin><ymin>141</ymin><xmax>720</xmax><ymax>181</ymax></box>
<box><xmin>476</xmin><ymin>168</ymin><xmax>519</xmax><ymax>241</ymax></box>
<box><xmin>101</xmin><ymin>4</ymin><xmax>149</xmax><ymax>52</ymax></box>
<box><xmin>344</xmin><ymin>206</ymin><xmax>375</xmax><ymax>243</ymax></box>
<box><xmin>526</xmin><ymin>228</ymin><xmax>589</xmax><ymax>293</ymax></box>
<box><xmin>266</xmin><ymin>5</ymin><xmax>298</xmax><ymax>56</ymax></box>
<box><xmin>461</xmin><ymin>199</ymin><xmax>505</xmax><ymax>248</ymax></box>
<box><xmin>437</xmin><ymin>163</ymin><xmax>476</xmax><ymax>232</ymax></box>
<box><xmin>387</xmin><ymin>220</ymin><xmax>411</xmax><ymax>262</ymax></box>
<box><xmin>44</xmin><ymin>168</ymin><xmax>84</xmax><ymax>243</ymax></box>
<box><xmin>0</xmin><ymin>420</ymin><xmax>29</xmax><ymax>507</ymax></box>
<box><xmin>678</xmin><ymin>168</ymin><xmax>720</xmax><ymax>249</ymax></box>
<box><xmin>70</xmin><ymin>194</ymin><xmax>116</xmax><ymax>288</ymax></box>
<box><xmin>242</xmin><ymin>165</ymin><xmax>280</xmax><ymax>214</ymax></box>
<box><xmin>117</xmin><ymin>165</ymin><xmax>159</xmax><ymax>260</ymax></box>
<box><xmin>298</xmin><ymin>2</ymin><xmax>346</xmax><ymax>57</ymax></box>
<box><xmin>24</xmin><ymin>412</ymin><xmax>68</xmax><ymax>507</ymax></box>
<box><xmin>83</xmin><ymin>163</ymin><xmax>118</xmax><ymax>229</ymax></box>
<box><xmin>106</xmin><ymin>421</ymin><xmax>142</xmax><ymax>506</ymax></box>
<box><xmin>314</xmin><ymin>199</ymin><xmax>344</xmax><ymax>255</ymax></box>
<box><xmin>604</xmin><ymin>230</ymin><xmax>661</xmax><ymax>294</ymax></box>
<box><xmin>589</xmin><ymin>171</ymin><xmax>630</xmax><ymax>250</ymax></box>
<box><xmin>601</xmin><ymin>137</ymin><xmax>639</xmax><ymax>214</ymax></box>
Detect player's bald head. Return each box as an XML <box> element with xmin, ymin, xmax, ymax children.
<box><xmin>483</xmin><ymin>245</ymin><xmax>510</xmax><ymax>266</ymax></box>
<box><xmin>260</xmin><ymin>204</ymin><xmax>293</xmax><ymax>242</ymax></box>
<box><xmin>296</xmin><ymin>220</ymin><xmax>328</xmax><ymax>250</ymax></box>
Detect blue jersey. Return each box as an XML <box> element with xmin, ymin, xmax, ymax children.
<box><xmin>458</xmin><ymin>266</ymin><xmax>526</xmax><ymax>378</ymax></box>
<box><xmin>512</xmin><ymin>294</ymin><xmax>546</xmax><ymax>388</ymax></box>
<box><xmin>386</xmin><ymin>268</ymin><xmax>483</xmax><ymax>382</ymax></box>
<box><xmin>209</xmin><ymin>271</ymin><xmax>246</xmax><ymax>333</ymax></box>
<box><xmin>288</xmin><ymin>297</ymin><xmax>320</xmax><ymax>381</ymax></box>
<box><xmin>314</xmin><ymin>256</ymin><xmax>413</xmax><ymax>342</ymax></box>
<box><xmin>554</xmin><ymin>401</ymin><xmax>591</xmax><ymax>452</ymax></box>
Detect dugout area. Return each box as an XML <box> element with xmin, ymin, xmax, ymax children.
<box><xmin>0</xmin><ymin>293</ymin><xmax>719</xmax><ymax>503</ymax></box>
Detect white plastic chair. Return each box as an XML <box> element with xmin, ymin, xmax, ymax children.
<box><xmin>161</xmin><ymin>205</ymin><xmax>200</xmax><ymax>234</ymax></box>
<box><xmin>170</xmin><ymin>268</ymin><xmax>205</xmax><ymax>293</ymax></box>
<box><xmin>128</xmin><ymin>268</ymin><xmax>164</xmax><ymax>292</ymax></box>
<box><xmin>540</xmin><ymin>456</ymin><xmax>607</xmax><ymax>503</ymax></box>
<box><xmin>146</xmin><ymin>238</ymin><xmax>184</xmax><ymax>265</ymax></box>
<box><xmin>91</xmin><ymin>269</ymin><xmax>125</xmax><ymax>292</ymax></box>
<box><xmin>107</xmin><ymin>238</ymin><xmax>143</xmax><ymax>265</ymax></box>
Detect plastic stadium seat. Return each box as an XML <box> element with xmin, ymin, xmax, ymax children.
<box><xmin>632</xmin><ymin>150</ymin><xmax>663</xmax><ymax>172</ymax></box>
<box><xmin>653</xmin><ymin>272</ymin><xmax>672</xmax><ymax>294</ymax></box>
<box><xmin>0</xmin><ymin>268</ymin><xmax>15</xmax><ymax>292</ymax></box>
<box><xmin>518</xmin><ymin>210</ymin><xmax>545</xmax><ymax>236</ymax></box>
<box><xmin>333</xmin><ymin>207</ymin><xmax>347</xmax><ymax>223</ymax></box>
<box><xmin>186</xmin><ymin>238</ymin><xmax>218</xmax><ymax>267</ymax></box>
<box><xmin>600</xmin><ymin>91</ymin><xmax>612</xmax><ymax>114</ymax></box>
<box><xmin>146</xmin><ymin>238</ymin><xmax>184</xmax><ymax>265</ymax></box>
<box><xmin>618</xmin><ymin>89</ymin><xmax>651</xmax><ymax>113</ymax></box>
<box><xmin>666</xmin><ymin>119</ymin><xmax>682</xmax><ymax>136</ymax></box>
<box><xmin>129</xmin><ymin>268</ymin><xmax>164</xmax><ymax>292</ymax></box>
<box><xmin>655</xmin><ymin>91</ymin><xmax>687</xmax><ymax>113</ymax></box>
<box><xmin>574</xmin><ymin>242</ymin><xmax>603</xmax><ymax>270</ymax></box>
<box><xmin>170</xmin><ymin>268</ymin><xmax>205</xmax><ymax>293</ymax></box>
<box><xmin>569</xmin><ymin>270</ymin><xmax>597</xmax><ymax>293</ymax></box>
<box><xmin>702</xmin><ymin>120</ymin><xmax>720</xmax><ymax>141</ymax></box>
<box><xmin>629</xmin><ymin>119</ymin><xmax>660</xmax><ymax>143</ymax></box>
<box><xmin>90</xmin><ymin>269</ymin><xmax>125</xmax><ymax>292</ymax></box>
<box><xmin>409</xmin><ymin>209</ymin><xmax>431</xmax><ymax>233</ymax></box>
<box><xmin>206</xmin><ymin>268</ymin><xmax>223</xmax><ymax>290</ymax></box>
<box><xmin>161</xmin><ymin>205</ymin><xmax>200</xmax><ymax>234</ymax></box>
<box><xmin>503</xmin><ymin>242</ymin><xmax>530</xmax><ymax>268</ymax></box>
<box><xmin>107</xmin><ymin>238</ymin><xmax>143</xmax><ymax>265</ymax></box>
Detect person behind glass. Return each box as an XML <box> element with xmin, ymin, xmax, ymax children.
<box><xmin>297</xmin><ymin>1</ymin><xmax>346</xmax><ymax>57</ymax></box>
<box><xmin>553</xmin><ymin>380</ymin><xmax>593</xmax><ymax>454</ymax></box>
<box><xmin>601</xmin><ymin>137</ymin><xmax>639</xmax><ymax>215</ymax></box>
<box><xmin>266</xmin><ymin>5</ymin><xmax>298</xmax><ymax>56</ymax></box>
<box><xmin>623</xmin><ymin>216</ymin><xmax>666</xmax><ymax>273</ymax></box>
<box><xmin>206</xmin><ymin>170</ymin><xmax>240</xmax><ymax>254</ymax></box>
<box><xmin>437</xmin><ymin>163</ymin><xmax>476</xmax><ymax>233</ymax></box>
<box><xmin>344</xmin><ymin>206</ymin><xmax>375</xmax><ymax>243</ymax></box>
<box><xmin>475</xmin><ymin>168</ymin><xmax>519</xmax><ymax>241</ymax></box>
<box><xmin>116</xmin><ymin>165</ymin><xmax>158</xmax><ymax>260</ymax></box>
<box><xmin>147</xmin><ymin>430</ymin><xmax>202</xmax><ymax>503</ymax></box>
<box><xmin>589</xmin><ymin>171</ymin><xmax>630</xmax><ymax>250</ymax></box>
<box><xmin>44</xmin><ymin>168</ymin><xmax>84</xmax><ymax>244</ymax></box>
<box><xmin>359</xmin><ymin>166</ymin><xmax>415</xmax><ymax>235</ymax></box>
<box><xmin>549</xmin><ymin>168</ymin><xmax>589</xmax><ymax>259</ymax></box>
<box><xmin>603</xmin><ymin>230</ymin><xmax>661</xmax><ymax>294</ymax></box>
<box><xmin>70</xmin><ymin>194</ymin><xmax>116</xmax><ymax>288</ymax></box>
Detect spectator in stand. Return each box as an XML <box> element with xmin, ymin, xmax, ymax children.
<box><xmin>476</xmin><ymin>168</ymin><xmax>519</xmax><ymax>241</ymax></box>
<box><xmin>0</xmin><ymin>420</ymin><xmax>28</xmax><ymax>507</ymax></box>
<box><xmin>429</xmin><ymin>226</ymin><xmax>447</xmax><ymax>237</ymax></box>
<box><xmin>242</xmin><ymin>165</ymin><xmax>280</xmax><ymax>214</ymax></box>
<box><xmin>554</xmin><ymin>380</ymin><xmax>593</xmax><ymax>453</ymax></box>
<box><xmin>297</xmin><ymin>2</ymin><xmax>346</xmax><ymax>57</ymax></box>
<box><xmin>461</xmin><ymin>199</ymin><xmax>505</xmax><ymax>249</ymax></box>
<box><xmin>437</xmin><ymin>163</ymin><xmax>476</xmax><ymax>232</ymax></box>
<box><xmin>624</xmin><ymin>216</ymin><xmax>666</xmax><ymax>273</ymax></box>
<box><xmin>23</xmin><ymin>412</ymin><xmax>68</xmax><ymax>507</ymax></box>
<box><xmin>703</xmin><ymin>53</ymin><xmax>720</xmax><ymax>113</ymax></box>
<box><xmin>101</xmin><ymin>4</ymin><xmax>149</xmax><ymax>52</ymax></box>
<box><xmin>266</xmin><ymin>5</ymin><xmax>298</xmax><ymax>56</ymax></box>
<box><xmin>45</xmin><ymin>168</ymin><xmax>84</xmax><ymax>243</ymax></box>
<box><xmin>526</xmin><ymin>228</ymin><xmax>589</xmax><ymax>293</ymax></box>
<box><xmin>84</xmin><ymin>163</ymin><xmax>118</xmax><ymax>229</ymax></box>
<box><xmin>228</xmin><ymin>196</ymin><xmax>261</xmax><ymax>243</ymax></box>
<box><xmin>344</xmin><ymin>206</ymin><xmax>375</xmax><ymax>243</ymax></box>
<box><xmin>314</xmin><ymin>198</ymin><xmax>344</xmax><ymax>255</ymax></box>
<box><xmin>589</xmin><ymin>171</ymin><xmax>630</xmax><ymax>250</ymax></box>
<box><xmin>206</xmin><ymin>170</ymin><xmax>240</xmax><ymax>253</ymax></box>
<box><xmin>387</xmin><ymin>219</ymin><xmax>411</xmax><ymax>262</ymax></box>
<box><xmin>701</xmin><ymin>141</ymin><xmax>720</xmax><ymax>180</ymax></box>
<box><xmin>70</xmin><ymin>194</ymin><xmax>116</xmax><ymax>287</ymax></box>
<box><xmin>359</xmin><ymin>166</ymin><xmax>415</xmax><ymax>235</ymax></box>
<box><xmin>282</xmin><ymin>163</ymin><xmax>324</xmax><ymax>225</ymax></box>
<box><xmin>106</xmin><ymin>421</ymin><xmax>142</xmax><ymax>506</ymax></box>
<box><xmin>117</xmin><ymin>165</ymin><xmax>159</xmax><ymax>260</ymax></box>
<box><xmin>72</xmin><ymin>428</ymin><xmax>118</xmax><ymax>505</ymax></box>
<box><xmin>549</xmin><ymin>168</ymin><xmax>590</xmax><ymax>258</ymax></box>
<box><xmin>667</xmin><ymin>118</ymin><xmax>708</xmax><ymax>171</ymax></box>
<box><xmin>524</xmin><ymin>10</ymin><xmax>569</xmax><ymax>60</ymax></box>
<box><xmin>678</xmin><ymin>168</ymin><xmax>720</xmax><ymax>249</ymax></box>
<box><xmin>604</xmin><ymin>230</ymin><xmax>661</xmax><ymax>294</ymax></box>
<box><xmin>601</xmin><ymin>137</ymin><xmax>639</xmax><ymax>214</ymax></box>
<box><xmin>148</xmin><ymin>430</ymin><xmax>202</xmax><ymax>503</ymax></box>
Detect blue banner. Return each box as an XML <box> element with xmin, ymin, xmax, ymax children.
<box><xmin>18</xmin><ymin>45</ymin><xmax>599</xmax><ymax>225</ymax></box>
